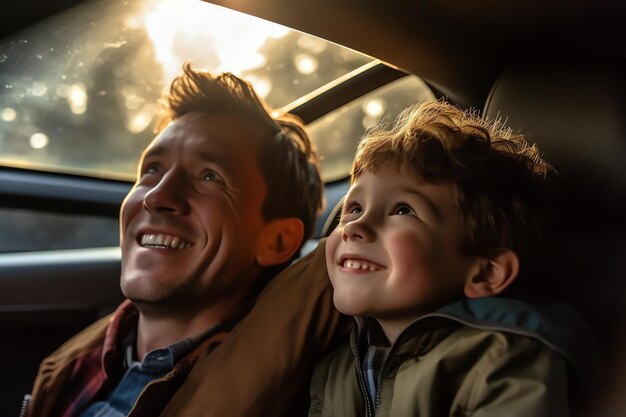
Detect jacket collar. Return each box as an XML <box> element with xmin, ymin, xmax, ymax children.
<box><xmin>431</xmin><ymin>297</ymin><xmax>599</xmax><ymax>384</ymax></box>
<box><xmin>353</xmin><ymin>297</ymin><xmax>598</xmax><ymax>384</ymax></box>
<box><xmin>101</xmin><ymin>299</ymin><xmax>139</xmax><ymax>380</ymax></box>
<box><xmin>99</xmin><ymin>299</ymin><xmax>252</xmax><ymax>379</ymax></box>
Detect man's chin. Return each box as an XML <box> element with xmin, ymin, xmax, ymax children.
<box><xmin>121</xmin><ymin>273</ymin><xmax>166</xmax><ymax>302</ymax></box>
<box><xmin>126</xmin><ymin>296</ymin><xmax>164</xmax><ymax>306</ymax></box>
<box><xmin>124</xmin><ymin>287</ymin><xmax>198</xmax><ymax>314</ymax></box>
<box><xmin>126</xmin><ymin>296</ymin><xmax>189</xmax><ymax>317</ymax></box>
<box><xmin>121</xmin><ymin>282</ymin><xmax>171</xmax><ymax>307</ymax></box>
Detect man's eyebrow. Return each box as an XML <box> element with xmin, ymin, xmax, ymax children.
<box><xmin>194</xmin><ymin>149</ymin><xmax>236</xmax><ymax>175</ymax></box>
<box><xmin>400</xmin><ymin>186</ymin><xmax>443</xmax><ymax>221</ymax></box>
<box><xmin>143</xmin><ymin>145</ymin><xmax>236</xmax><ymax>176</ymax></box>
<box><xmin>142</xmin><ymin>144</ymin><xmax>168</xmax><ymax>159</ymax></box>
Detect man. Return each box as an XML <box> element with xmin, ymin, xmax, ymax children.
<box><xmin>25</xmin><ymin>64</ymin><xmax>344</xmax><ymax>417</ymax></box>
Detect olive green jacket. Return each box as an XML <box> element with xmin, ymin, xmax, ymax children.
<box><xmin>309</xmin><ymin>298</ymin><xmax>596</xmax><ymax>417</ymax></box>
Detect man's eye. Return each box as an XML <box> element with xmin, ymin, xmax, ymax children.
<box><xmin>203</xmin><ymin>171</ymin><xmax>223</xmax><ymax>182</ymax></box>
<box><xmin>142</xmin><ymin>164</ymin><xmax>159</xmax><ymax>175</ymax></box>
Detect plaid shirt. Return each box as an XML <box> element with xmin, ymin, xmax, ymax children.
<box><xmin>76</xmin><ymin>314</ymin><xmax>213</xmax><ymax>417</ymax></box>
<box><xmin>58</xmin><ymin>300</ymin><xmax>138</xmax><ymax>417</ymax></box>
<box><xmin>361</xmin><ymin>320</ymin><xmax>391</xmax><ymax>409</ymax></box>
<box><xmin>49</xmin><ymin>300</ymin><xmax>243</xmax><ymax>417</ymax></box>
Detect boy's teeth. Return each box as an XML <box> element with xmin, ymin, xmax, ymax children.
<box><xmin>141</xmin><ymin>234</ymin><xmax>190</xmax><ymax>250</ymax></box>
<box><xmin>343</xmin><ymin>259</ymin><xmax>379</xmax><ymax>271</ymax></box>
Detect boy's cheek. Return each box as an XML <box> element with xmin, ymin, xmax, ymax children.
<box><xmin>325</xmin><ymin>228</ymin><xmax>342</xmax><ymax>276</ymax></box>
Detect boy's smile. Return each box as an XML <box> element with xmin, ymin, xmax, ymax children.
<box><xmin>326</xmin><ymin>163</ymin><xmax>482</xmax><ymax>342</ymax></box>
<box><xmin>339</xmin><ymin>255</ymin><xmax>385</xmax><ymax>272</ymax></box>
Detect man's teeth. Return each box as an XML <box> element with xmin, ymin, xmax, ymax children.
<box><xmin>140</xmin><ymin>234</ymin><xmax>190</xmax><ymax>249</ymax></box>
<box><xmin>342</xmin><ymin>259</ymin><xmax>380</xmax><ymax>271</ymax></box>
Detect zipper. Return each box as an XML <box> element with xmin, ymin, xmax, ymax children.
<box><xmin>19</xmin><ymin>394</ymin><xmax>31</xmax><ymax>417</ymax></box>
<box><xmin>352</xmin><ymin>305</ymin><xmax>561</xmax><ymax>414</ymax></box>
<box><xmin>374</xmin><ymin>354</ymin><xmax>387</xmax><ymax>409</ymax></box>
<box><xmin>358</xmin><ymin>316</ymin><xmax>441</xmax><ymax>412</ymax></box>
<box><xmin>372</xmin><ymin>325</ymin><xmax>422</xmax><ymax>410</ymax></box>
<box><xmin>364</xmin><ymin>309</ymin><xmax>535</xmax><ymax>407</ymax></box>
<box><xmin>350</xmin><ymin>329</ymin><xmax>374</xmax><ymax>417</ymax></box>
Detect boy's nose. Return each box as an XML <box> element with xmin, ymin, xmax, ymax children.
<box><xmin>143</xmin><ymin>170</ymin><xmax>190</xmax><ymax>215</ymax></box>
<box><xmin>342</xmin><ymin>218</ymin><xmax>375</xmax><ymax>242</ymax></box>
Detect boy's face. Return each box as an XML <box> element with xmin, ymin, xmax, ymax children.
<box><xmin>326</xmin><ymin>163</ymin><xmax>480</xmax><ymax>332</ymax></box>
<box><xmin>119</xmin><ymin>112</ymin><xmax>274</xmax><ymax>310</ymax></box>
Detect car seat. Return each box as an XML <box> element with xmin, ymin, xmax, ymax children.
<box><xmin>482</xmin><ymin>57</ymin><xmax>626</xmax><ymax>410</ymax></box>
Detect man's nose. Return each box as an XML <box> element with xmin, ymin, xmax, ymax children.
<box><xmin>142</xmin><ymin>170</ymin><xmax>190</xmax><ymax>215</ymax></box>
<box><xmin>342</xmin><ymin>215</ymin><xmax>376</xmax><ymax>242</ymax></box>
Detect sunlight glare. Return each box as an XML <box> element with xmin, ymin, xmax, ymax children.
<box><xmin>127</xmin><ymin>110</ymin><xmax>153</xmax><ymax>133</ymax></box>
<box><xmin>294</xmin><ymin>54</ymin><xmax>318</xmax><ymax>75</ymax></box>
<box><xmin>57</xmin><ymin>83</ymin><xmax>88</xmax><ymax>115</ymax></box>
<box><xmin>140</xmin><ymin>0</ymin><xmax>289</xmax><ymax>88</ymax></box>
<box><xmin>30</xmin><ymin>133</ymin><xmax>49</xmax><ymax>149</ymax></box>
<box><xmin>244</xmin><ymin>75</ymin><xmax>272</xmax><ymax>99</ymax></box>
<box><xmin>1</xmin><ymin>107</ymin><xmax>17</xmax><ymax>122</ymax></box>
<box><xmin>363</xmin><ymin>98</ymin><xmax>385</xmax><ymax>117</ymax></box>
<box><xmin>69</xmin><ymin>84</ymin><xmax>88</xmax><ymax>114</ymax></box>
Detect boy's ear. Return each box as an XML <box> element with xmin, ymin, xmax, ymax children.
<box><xmin>256</xmin><ymin>218</ymin><xmax>305</xmax><ymax>267</ymax></box>
<box><xmin>464</xmin><ymin>249</ymin><xmax>520</xmax><ymax>298</ymax></box>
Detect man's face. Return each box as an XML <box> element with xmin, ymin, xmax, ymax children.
<box><xmin>120</xmin><ymin>112</ymin><xmax>271</xmax><ymax>310</ymax></box>
<box><xmin>326</xmin><ymin>164</ymin><xmax>479</xmax><ymax>331</ymax></box>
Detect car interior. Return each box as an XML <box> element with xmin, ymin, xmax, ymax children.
<box><xmin>1</xmin><ymin>0</ymin><xmax>625</xmax><ymax>415</ymax></box>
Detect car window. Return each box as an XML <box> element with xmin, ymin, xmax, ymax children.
<box><xmin>0</xmin><ymin>0</ymin><xmax>434</xmax><ymax>253</ymax></box>
<box><xmin>0</xmin><ymin>0</ymin><xmax>372</xmax><ymax>181</ymax></box>
<box><xmin>309</xmin><ymin>76</ymin><xmax>435</xmax><ymax>181</ymax></box>
<box><xmin>0</xmin><ymin>208</ymin><xmax>119</xmax><ymax>253</ymax></box>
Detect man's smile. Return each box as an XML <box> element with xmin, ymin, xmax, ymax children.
<box><xmin>139</xmin><ymin>233</ymin><xmax>193</xmax><ymax>250</ymax></box>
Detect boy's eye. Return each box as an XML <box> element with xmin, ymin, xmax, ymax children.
<box><xmin>393</xmin><ymin>203</ymin><xmax>415</xmax><ymax>216</ymax></box>
<box><xmin>342</xmin><ymin>200</ymin><xmax>362</xmax><ymax>216</ymax></box>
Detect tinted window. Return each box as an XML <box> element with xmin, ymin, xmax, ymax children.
<box><xmin>0</xmin><ymin>0</ymin><xmax>372</xmax><ymax>180</ymax></box>
<box><xmin>0</xmin><ymin>208</ymin><xmax>119</xmax><ymax>253</ymax></box>
<box><xmin>309</xmin><ymin>76</ymin><xmax>435</xmax><ymax>181</ymax></box>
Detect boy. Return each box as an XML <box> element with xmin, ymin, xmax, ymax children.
<box><xmin>309</xmin><ymin>101</ymin><xmax>595</xmax><ymax>416</ymax></box>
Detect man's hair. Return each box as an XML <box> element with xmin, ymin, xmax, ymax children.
<box><xmin>352</xmin><ymin>100</ymin><xmax>555</xmax><ymax>294</ymax></box>
<box><xmin>157</xmin><ymin>63</ymin><xmax>323</xmax><ymax>244</ymax></box>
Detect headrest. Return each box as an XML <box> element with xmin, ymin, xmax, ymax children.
<box><xmin>483</xmin><ymin>59</ymin><xmax>626</xmax><ymax>350</ymax></box>
<box><xmin>484</xmin><ymin>61</ymin><xmax>626</xmax><ymax>198</ymax></box>
<box><xmin>321</xmin><ymin>197</ymin><xmax>344</xmax><ymax>237</ymax></box>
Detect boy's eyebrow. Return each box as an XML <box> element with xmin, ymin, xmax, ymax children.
<box><xmin>400</xmin><ymin>186</ymin><xmax>443</xmax><ymax>221</ymax></box>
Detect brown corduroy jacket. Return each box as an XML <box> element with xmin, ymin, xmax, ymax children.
<box><xmin>26</xmin><ymin>239</ymin><xmax>348</xmax><ymax>417</ymax></box>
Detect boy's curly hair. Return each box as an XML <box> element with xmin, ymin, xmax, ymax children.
<box><xmin>352</xmin><ymin>100</ymin><xmax>555</xmax><ymax>293</ymax></box>
<box><xmin>157</xmin><ymin>63</ymin><xmax>324</xmax><ymax>243</ymax></box>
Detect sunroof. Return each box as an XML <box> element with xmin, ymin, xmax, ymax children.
<box><xmin>0</xmin><ymin>0</ymin><xmax>372</xmax><ymax>180</ymax></box>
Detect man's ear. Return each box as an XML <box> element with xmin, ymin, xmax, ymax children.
<box><xmin>256</xmin><ymin>218</ymin><xmax>305</xmax><ymax>267</ymax></box>
<box><xmin>464</xmin><ymin>248</ymin><xmax>520</xmax><ymax>298</ymax></box>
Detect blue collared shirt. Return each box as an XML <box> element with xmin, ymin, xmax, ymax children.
<box><xmin>78</xmin><ymin>337</ymin><xmax>193</xmax><ymax>417</ymax></box>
